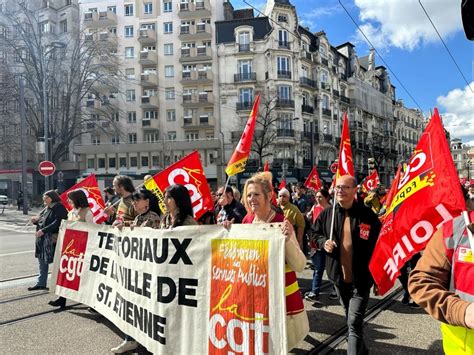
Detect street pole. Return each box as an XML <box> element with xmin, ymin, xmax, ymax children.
<box><xmin>19</xmin><ymin>78</ymin><xmax>28</xmax><ymax>215</ymax></box>
<box><xmin>310</xmin><ymin>121</ymin><xmax>314</xmax><ymax>167</ymax></box>
<box><xmin>42</xmin><ymin>49</ymin><xmax>49</xmax><ymax>192</ymax></box>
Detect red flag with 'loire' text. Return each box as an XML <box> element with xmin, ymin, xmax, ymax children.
<box><xmin>369</xmin><ymin>108</ymin><xmax>466</xmax><ymax>295</ymax></box>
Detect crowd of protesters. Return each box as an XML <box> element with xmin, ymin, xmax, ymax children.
<box><xmin>25</xmin><ymin>170</ymin><xmax>474</xmax><ymax>354</ymax></box>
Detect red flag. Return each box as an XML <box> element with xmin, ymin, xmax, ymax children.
<box><xmin>144</xmin><ymin>151</ymin><xmax>213</xmax><ymax>220</ymax></box>
<box><xmin>225</xmin><ymin>94</ymin><xmax>261</xmax><ymax>176</ymax></box>
<box><xmin>460</xmin><ymin>177</ymin><xmax>466</xmax><ymax>186</ymax></box>
<box><xmin>369</xmin><ymin>108</ymin><xmax>466</xmax><ymax>295</ymax></box>
<box><xmin>382</xmin><ymin>164</ymin><xmax>402</xmax><ymax>215</ymax></box>
<box><xmin>336</xmin><ymin>113</ymin><xmax>354</xmax><ymax>179</ymax></box>
<box><xmin>263</xmin><ymin>161</ymin><xmax>269</xmax><ymax>172</ymax></box>
<box><xmin>278</xmin><ymin>178</ymin><xmax>286</xmax><ymax>190</ymax></box>
<box><xmin>305</xmin><ymin>167</ymin><xmax>322</xmax><ymax>191</ymax></box>
<box><xmin>362</xmin><ymin>170</ymin><xmax>380</xmax><ymax>193</ymax></box>
<box><xmin>59</xmin><ymin>174</ymin><xmax>108</xmax><ymax>224</ymax></box>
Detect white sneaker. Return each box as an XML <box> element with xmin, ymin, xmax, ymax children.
<box><xmin>111</xmin><ymin>340</ymin><xmax>138</xmax><ymax>353</ymax></box>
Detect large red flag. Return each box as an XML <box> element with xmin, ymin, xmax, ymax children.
<box><xmin>336</xmin><ymin>113</ymin><xmax>354</xmax><ymax>179</ymax></box>
<box><xmin>362</xmin><ymin>170</ymin><xmax>380</xmax><ymax>193</ymax></box>
<box><xmin>225</xmin><ymin>94</ymin><xmax>261</xmax><ymax>176</ymax></box>
<box><xmin>59</xmin><ymin>174</ymin><xmax>108</xmax><ymax>224</ymax></box>
<box><xmin>144</xmin><ymin>151</ymin><xmax>213</xmax><ymax>220</ymax></box>
<box><xmin>305</xmin><ymin>167</ymin><xmax>322</xmax><ymax>191</ymax></box>
<box><xmin>369</xmin><ymin>108</ymin><xmax>466</xmax><ymax>295</ymax></box>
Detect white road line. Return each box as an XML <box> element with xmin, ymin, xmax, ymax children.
<box><xmin>0</xmin><ymin>250</ymin><xmax>35</xmax><ymax>257</ymax></box>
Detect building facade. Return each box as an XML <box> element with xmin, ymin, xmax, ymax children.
<box><xmin>451</xmin><ymin>138</ymin><xmax>472</xmax><ymax>181</ymax></box>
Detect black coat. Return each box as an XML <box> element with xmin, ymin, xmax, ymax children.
<box><xmin>313</xmin><ymin>201</ymin><xmax>381</xmax><ymax>289</ymax></box>
<box><xmin>34</xmin><ymin>202</ymin><xmax>68</xmax><ymax>263</ymax></box>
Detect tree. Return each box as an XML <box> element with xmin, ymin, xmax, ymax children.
<box><xmin>0</xmin><ymin>1</ymin><xmax>124</xmax><ymax>165</ymax></box>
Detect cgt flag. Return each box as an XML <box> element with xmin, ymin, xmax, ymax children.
<box><xmin>336</xmin><ymin>113</ymin><xmax>355</xmax><ymax>179</ymax></box>
<box><xmin>304</xmin><ymin>167</ymin><xmax>322</xmax><ymax>191</ymax></box>
<box><xmin>225</xmin><ymin>94</ymin><xmax>261</xmax><ymax>176</ymax></box>
<box><xmin>369</xmin><ymin>108</ymin><xmax>466</xmax><ymax>295</ymax></box>
<box><xmin>144</xmin><ymin>151</ymin><xmax>213</xmax><ymax>220</ymax></box>
<box><xmin>362</xmin><ymin>170</ymin><xmax>380</xmax><ymax>193</ymax></box>
<box><xmin>59</xmin><ymin>174</ymin><xmax>108</xmax><ymax>224</ymax></box>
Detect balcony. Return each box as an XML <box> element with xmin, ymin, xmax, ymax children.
<box><xmin>277</xmin><ymin>70</ymin><xmax>291</xmax><ymax>79</ymax></box>
<box><xmin>322</xmin><ymin>108</ymin><xmax>332</xmax><ymax>117</ymax></box>
<box><xmin>141</xmin><ymin>118</ymin><xmax>159</xmax><ymax>129</ymax></box>
<box><xmin>278</xmin><ymin>41</ymin><xmax>290</xmax><ymax>49</ymax></box>
<box><xmin>341</xmin><ymin>95</ymin><xmax>350</xmax><ymax>104</ymax></box>
<box><xmin>182</xmin><ymin>92</ymin><xmax>214</xmax><ymax>106</ymax></box>
<box><xmin>178</xmin><ymin>0</ymin><xmax>211</xmax><ymax>18</ymax></box>
<box><xmin>138</xmin><ymin>29</ymin><xmax>156</xmax><ymax>45</ymax></box>
<box><xmin>301</xmin><ymin>131</ymin><xmax>319</xmax><ymax>142</ymax></box>
<box><xmin>140</xmin><ymin>96</ymin><xmax>159</xmax><ymax>108</ymax></box>
<box><xmin>84</xmin><ymin>11</ymin><xmax>117</xmax><ymax>28</ymax></box>
<box><xmin>321</xmin><ymin>57</ymin><xmax>329</xmax><ymax>66</ymax></box>
<box><xmin>181</xmin><ymin>69</ymin><xmax>213</xmax><ymax>84</ymax></box>
<box><xmin>182</xmin><ymin>114</ymin><xmax>215</xmax><ymax>128</ymax></box>
<box><xmin>275</xmin><ymin>99</ymin><xmax>294</xmax><ymax>108</ymax></box>
<box><xmin>139</xmin><ymin>51</ymin><xmax>157</xmax><ymax>65</ymax></box>
<box><xmin>236</xmin><ymin>101</ymin><xmax>252</xmax><ymax>111</ymax></box>
<box><xmin>140</xmin><ymin>73</ymin><xmax>158</xmax><ymax>87</ymax></box>
<box><xmin>234</xmin><ymin>72</ymin><xmax>257</xmax><ymax>83</ymax></box>
<box><xmin>301</xmin><ymin>51</ymin><xmax>313</xmax><ymax>61</ymax></box>
<box><xmin>320</xmin><ymin>82</ymin><xmax>330</xmax><ymax>91</ymax></box>
<box><xmin>85</xmin><ymin>99</ymin><xmax>100</xmax><ymax>109</ymax></box>
<box><xmin>333</xmin><ymin>90</ymin><xmax>339</xmax><ymax>97</ymax></box>
<box><xmin>301</xmin><ymin>105</ymin><xmax>314</xmax><ymax>114</ymax></box>
<box><xmin>98</xmin><ymin>32</ymin><xmax>117</xmax><ymax>47</ymax></box>
<box><xmin>299</xmin><ymin>77</ymin><xmax>317</xmax><ymax>89</ymax></box>
<box><xmin>322</xmin><ymin>134</ymin><xmax>333</xmax><ymax>143</ymax></box>
<box><xmin>276</xmin><ymin>129</ymin><xmax>295</xmax><ymax>138</ymax></box>
<box><xmin>179</xmin><ymin>46</ymin><xmax>212</xmax><ymax>62</ymax></box>
<box><xmin>179</xmin><ymin>23</ymin><xmax>212</xmax><ymax>41</ymax></box>
<box><xmin>238</xmin><ymin>43</ymin><xmax>251</xmax><ymax>52</ymax></box>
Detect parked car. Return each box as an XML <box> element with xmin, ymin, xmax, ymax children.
<box><xmin>0</xmin><ymin>195</ymin><xmax>8</xmax><ymax>205</ymax></box>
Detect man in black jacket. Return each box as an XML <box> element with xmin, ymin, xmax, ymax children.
<box><xmin>215</xmin><ymin>185</ymin><xmax>246</xmax><ymax>224</ymax></box>
<box><xmin>313</xmin><ymin>175</ymin><xmax>381</xmax><ymax>355</ymax></box>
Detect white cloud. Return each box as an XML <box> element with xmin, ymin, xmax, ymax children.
<box><xmin>437</xmin><ymin>82</ymin><xmax>474</xmax><ymax>145</ymax></box>
<box><xmin>353</xmin><ymin>0</ymin><xmax>462</xmax><ymax>51</ymax></box>
<box><xmin>299</xmin><ymin>6</ymin><xmax>342</xmax><ymax>31</ymax></box>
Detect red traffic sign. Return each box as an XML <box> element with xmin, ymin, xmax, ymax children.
<box><xmin>38</xmin><ymin>161</ymin><xmax>56</xmax><ymax>177</ymax></box>
<box><xmin>330</xmin><ymin>163</ymin><xmax>338</xmax><ymax>174</ymax></box>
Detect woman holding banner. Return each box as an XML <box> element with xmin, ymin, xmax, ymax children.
<box><xmin>130</xmin><ymin>188</ymin><xmax>161</xmax><ymax>229</ymax></box>
<box><xmin>49</xmin><ymin>189</ymin><xmax>95</xmax><ymax>309</ymax></box>
<box><xmin>160</xmin><ymin>184</ymin><xmax>197</xmax><ymax>229</ymax></box>
<box><xmin>240</xmin><ymin>171</ymin><xmax>309</xmax><ymax>350</ymax></box>
<box><xmin>28</xmin><ymin>190</ymin><xmax>68</xmax><ymax>291</ymax></box>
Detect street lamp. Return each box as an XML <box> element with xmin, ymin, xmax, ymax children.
<box><xmin>41</xmin><ymin>41</ymin><xmax>65</xmax><ymax>191</ymax></box>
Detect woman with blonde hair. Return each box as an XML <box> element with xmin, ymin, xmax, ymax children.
<box><xmin>241</xmin><ymin>171</ymin><xmax>309</xmax><ymax>350</ymax></box>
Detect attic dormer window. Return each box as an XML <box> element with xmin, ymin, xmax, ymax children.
<box><xmin>278</xmin><ymin>14</ymin><xmax>288</xmax><ymax>22</ymax></box>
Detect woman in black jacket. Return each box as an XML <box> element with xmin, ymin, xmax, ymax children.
<box><xmin>28</xmin><ymin>190</ymin><xmax>68</xmax><ymax>291</ymax></box>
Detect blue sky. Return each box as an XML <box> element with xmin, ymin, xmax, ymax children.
<box><xmin>231</xmin><ymin>0</ymin><xmax>474</xmax><ymax>145</ymax></box>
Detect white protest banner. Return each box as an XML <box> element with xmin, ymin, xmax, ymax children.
<box><xmin>51</xmin><ymin>221</ymin><xmax>287</xmax><ymax>354</ymax></box>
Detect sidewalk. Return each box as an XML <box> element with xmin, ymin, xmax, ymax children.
<box><xmin>0</xmin><ymin>205</ymin><xmax>41</xmax><ymax>231</ymax></box>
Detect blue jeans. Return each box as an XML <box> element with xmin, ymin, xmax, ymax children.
<box><xmin>37</xmin><ymin>259</ymin><xmax>49</xmax><ymax>287</ymax></box>
<box><xmin>335</xmin><ymin>282</ymin><xmax>370</xmax><ymax>355</ymax></box>
<box><xmin>310</xmin><ymin>250</ymin><xmax>326</xmax><ymax>295</ymax></box>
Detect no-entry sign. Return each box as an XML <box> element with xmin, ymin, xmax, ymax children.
<box><xmin>38</xmin><ymin>161</ymin><xmax>56</xmax><ymax>176</ymax></box>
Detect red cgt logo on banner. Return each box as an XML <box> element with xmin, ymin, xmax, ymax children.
<box><xmin>60</xmin><ymin>174</ymin><xmax>108</xmax><ymax>224</ymax></box>
<box><xmin>57</xmin><ymin>229</ymin><xmax>89</xmax><ymax>291</ymax></box>
<box><xmin>369</xmin><ymin>109</ymin><xmax>466</xmax><ymax>295</ymax></box>
<box><xmin>144</xmin><ymin>151</ymin><xmax>214</xmax><ymax>220</ymax></box>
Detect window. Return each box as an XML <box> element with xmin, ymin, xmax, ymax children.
<box><xmin>165</xmin><ymin>88</ymin><xmax>175</xmax><ymax>100</ymax></box>
<box><xmin>319</xmin><ymin>44</ymin><xmax>327</xmax><ymax>58</ymax></box>
<box><xmin>119</xmin><ymin>157</ymin><xmax>127</xmax><ymax>167</ymax></box>
<box><xmin>164</xmin><ymin>22</ymin><xmax>173</xmax><ymax>34</ymax></box>
<box><xmin>130</xmin><ymin>156</ymin><xmax>138</xmax><ymax>167</ymax></box>
<box><xmin>144</xmin><ymin>111</ymin><xmax>158</xmax><ymax>119</ymax></box>
<box><xmin>277</xmin><ymin>85</ymin><xmax>291</xmax><ymax>100</ymax></box>
<box><xmin>144</xmin><ymin>2</ymin><xmax>153</xmax><ymax>14</ymax></box>
<box><xmin>125</xmin><ymin>47</ymin><xmax>134</xmax><ymax>58</ymax></box>
<box><xmin>128</xmin><ymin>133</ymin><xmax>137</xmax><ymax>144</ymax></box>
<box><xmin>277</xmin><ymin>56</ymin><xmax>290</xmax><ymax>71</ymax></box>
<box><xmin>239</xmin><ymin>88</ymin><xmax>253</xmax><ymax>104</ymax></box>
<box><xmin>167</xmin><ymin>110</ymin><xmax>176</xmax><ymax>121</ymax></box>
<box><xmin>60</xmin><ymin>20</ymin><xmax>67</xmax><ymax>33</ymax></box>
<box><xmin>126</xmin><ymin>90</ymin><xmax>136</xmax><ymax>102</ymax></box>
<box><xmin>278</xmin><ymin>14</ymin><xmax>288</xmax><ymax>22</ymax></box>
<box><xmin>107</xmin><ymin>6</ymin><xmax>116</xmax><ymax>13</ymax></box>
<box><xmin>238</xmin><ymin>31</ymin><xmax>250</xmax><ymax>44</ymax></box>
<box><xmin>87</xmin><ymin>158</ymin><xmax>95</xmax><ymax>169</ymax></box>
<box><xmin>163</xmin><ymin>0</ymin><xmax>172</xmax><ymax>12</ymax></box>
<box><xmin>168</xmin><ymin>131</ymin><xmax>177</xmax><ymax>141</ymax></box>
<box><xmin>321</xmin><ymin>95</ymin><xmax>329</xmax><ymax>109</ymax></box>
<box><xmin>125</xmin><ymin>68</ymin><xmax>135</xmax><ymax>79</ymax></box>
<box><xmin>98</xmin><ymin>158</ymin><xmax>106</xmax><ymax>169</ymax></box>
<box><xmin>164</xmin><ymin>43</ymin><xmax>173</xmax><ymax>55</ymax></box>
<box><xmin>109</xmin><ymin>157</ymin><xmax>116</xmax><ymax>168</ymax></box>
<box><xmin>124</xmin><ymin>4</ymin><xmax>134</xmax><ymax>16</ymax></box>
<box><xmin>124</xmin><ymin>25</ymin><xmax>134</xmax><ymax>37</ymax></box>
<box><xmin>127</xmin><ymin>111</ymin><xmax>137</xmax><ymax>122</ymax></box>
<box><xmin>152</xmin><ymin>155</ymin><xmax>159</xmax><ymax>166</ymax></box>
<box><xmin>186</xmin><ymin>132</ymin><xmax>199</xmax><ymax>141</ymax></box>
<box><xmin>164</xmin><ymin>65</ymin><xmax>174</xmax><ymax>77</ymax></box>
<box><xmin>91</xmin><ymin>136</ymin><xmax>100</xmax><ymax>145</ymax></box>
<box><xmin>0</xmin><ymin>26</ymin><xmax>7</xmax><ymax>39</ymax></box>
<box><xmin>112</xmin><ymin>135</ymin><xmax>120</xmax><ymax>144</ymax></box>
<box><xmin>141</xmin><ymin>156</ymin><xmax>149</xmax><ymax>167</ymax></box>
<box><xmin>238</xmin><ymin>59</ymin><xmax>252</xmax><ymax>78</ymax></box>
<box><xmin>278</xmin><ymin>30</ymin><xmax>289</xmax><ymax>47</ymax></box>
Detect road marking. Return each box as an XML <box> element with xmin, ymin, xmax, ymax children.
<box><xmin>0</xmin><ymin>250</ymin><xmax>35</xmax><ymax>257</ymax></box>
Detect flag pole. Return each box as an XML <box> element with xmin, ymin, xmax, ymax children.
<box><xmin>329</xmin><ymin>196</ymin><xmax>337</xmax><ymax>242</ymax></box>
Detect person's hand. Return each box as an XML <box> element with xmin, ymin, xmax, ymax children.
<box><xmin>31</xmin><ymin>216</ymin><xmax>39</xmax><ymax>224</ymax></box>
<box><xmin>280</xmin><ymin>219</ymin><xmax>295</xmax><ymax>243</ymax></box>
<box><xmin>222</xmin><ymin>218</ymin><xmax>234</xmax><ymax>230</ymax></box>
<box><xmin>324</xmin><ymin>240</ymin><xmax>337</xmax><ymax>253</ymax></box>
<box><xmin>113</xmin><ymin>219</ymin><xmax>124</xmax><ymax>231</ymax></box>
<box><xmin>218</xmin><ymin>195</ymin><xmax>229</xmax><ymax>207</ymax></box>
<box><xmin>465</xmin><ymin>303</ymin><xmax>474</xmax><ymax>329</ymax></box>
<box><xmin>104</xmin><ymin>206</ymin><xmax>116</xmax><ymax>216</ymax></box>
<box><xmin>35</xmin><ymin>230</ymin><xmax>44</xmax><ymax>238</ymax></box>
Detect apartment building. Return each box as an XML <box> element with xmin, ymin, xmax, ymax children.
<box><xmin>74</xmin><ymin>0</ymin><xmax>225</xmax><ymax>187</ymax></box>
<box><xmin>394</xmin><ymin>100</ymin><xmax>424</xmax><ymax>162</ymax></box>
<box><xmin>451</xmin><ymin>138</ymin><xmax>472</xmax><ymax>180</ymax></box>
